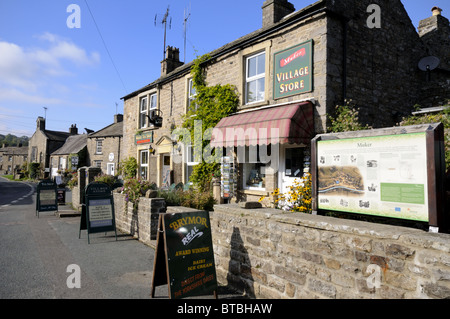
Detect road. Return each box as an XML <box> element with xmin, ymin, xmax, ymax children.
<box><xmin>0</xmin><ymin>177</ymin><xmax>240</xmax><ymax>300</ymax></box>
<box><xmin>0</xmin><ymin>177</ymin><xmax>164</xmax><ymax>299</ymax></box>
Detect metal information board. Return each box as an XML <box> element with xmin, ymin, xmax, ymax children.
<box><xmin>36</xmin><ymin>180</ymin><xmax>58</xmax><ymax>218</ymax></box>
<box><xmin>79</xmin><ymin>182</ymin><xmax>117</xmax><ymax>244</ymax></box>
<box><xmin>151</xmin><ymin>211</ymin><xmax>218</xmax><ymax>299</ymax></box>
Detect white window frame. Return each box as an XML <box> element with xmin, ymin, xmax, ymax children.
<box><xmin>96</xmin><ymin>139</ymin><xmax>103</xmax><ymax>154</ymax></box>
<box><xmin>185</xmin><ymin>145</ymin><xmax>199</xmax><ymax>185</ymax></box>
<box><xmin>188</xmin><ymin>78</ymin><xmax>197</xmax><ymax>111</ymax></box>
<box><xmin>140</xmin><ymin>96</ymin><xmax>148</xmax><ymax>129</ymax></box>
<box><xmin>139</xmin><ymin>150</ymin><xmax>149</xmax><ymax>180</ymax></box>
<box><xmin>140</xmin><ymin>93</ymin><xmax>158</xmax><ymax>129</ymax></box>
<box><xmin>245</xmin><ymin>51</ymin><xmax>266</xmax><ymax>104</ymax></box>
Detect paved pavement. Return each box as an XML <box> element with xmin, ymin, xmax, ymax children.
<box><xmin>0</xmin><ymin>177</ymin><xmax>242</xmax><ymax>300</ymax></box>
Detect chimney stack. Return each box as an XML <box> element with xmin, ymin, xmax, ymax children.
<box><xmin>114</xmin><ymin>114</ymin><xmax>123</xmax><ymax>123</ymax></box>
<box><xmin>37</xmin><ymin>117</ymin><xmax>45</xmax><ymax>131</ymax></box>
<box><xmin>69</xmin><ymin>124</ymin><xmax>78</xmax><ymax>135</ymax></box>
<box><xmin>161</xmin><ymin>46</ymin><xmax>184</xmax><ymax>76</ymax></box>
<box><xmin>262</xmin><ymin>0</ymin><xmax>295</xmax><ymax>28</ymax></box>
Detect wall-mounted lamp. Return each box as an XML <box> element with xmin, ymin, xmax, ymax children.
<box><xmin>172</xmin><ymin>140</ymin><xmax>181</xmax><ymax>156</ymax></box>
<box><xmin>148</xmin><ymin>145</ymin><xmax>156</xmax><ymax>155</ymax></box>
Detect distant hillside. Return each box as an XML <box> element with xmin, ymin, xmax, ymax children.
<box><xmin>0</xmin><ymin>134</ymin><xmax>30</xmax><ymax>147</ymax></box>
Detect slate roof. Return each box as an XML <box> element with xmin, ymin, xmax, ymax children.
<box><xmin>88</xmin><ymin>121</ymin><xmax>123</xmax><ymax>138</ymax></box>
<box><xmin>51</xmin><ymin>134</ymin><xmax>87</xmax><ymax>155</ymax></box>
<box><xmin>0</xmin><ymin>146</ymin><xmax>29</xmax><ymax>155</ymax></box>
<box><xmin>43</xmin><ymin>130</ymin><xmax>72</xmax><ymax>142</ymax></box>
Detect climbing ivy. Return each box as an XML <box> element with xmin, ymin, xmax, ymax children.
<box><xmin>327</xmin><ymin>99</ymin><xmax>371</xmax><ymax>133</ymax></box>
<box><xmin>182</xmin><ymin>54</ymin><xmax>240</xmax><ymax>191</ymax></box>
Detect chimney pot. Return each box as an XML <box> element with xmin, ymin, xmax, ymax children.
<box><xmin>432</xmin><ymin>7</ymin><xmax>442</xmax><ymax>16</ymax></box>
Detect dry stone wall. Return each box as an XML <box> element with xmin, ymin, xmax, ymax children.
<box><xmin>212</xmin><ymin>204</ymin><xmax>450</xmax><ymax>299</ymax></box>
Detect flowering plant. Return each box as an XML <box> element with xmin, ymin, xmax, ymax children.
<box><xmin>260</xmin><ymin>173</ymin><xmax>312</xmax><ymax>213</ymax></box>
<box><xmin>121</xmin><ymin>177</ymin><xmax>156</xmax><ymax>207</ymax></box>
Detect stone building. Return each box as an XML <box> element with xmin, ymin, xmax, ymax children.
<box><xmin>28</xmin><ymin>117</ymin><xmax>79</xmax><ymax>179</ymax></box>
<box><xmin>121</xmin><ymin>0</ymin><xmax>449</xmax><ymax>201</ymax></box>
<box><xmin>0</xmin><ymin>145</ymin><xmax>28</xmax><ymax>176</ymax></box>
<box><xmin>87</xmin><ymin>114</ymin><xmax>123</xmax><ymax>176</ymax></box>
<box><xmin>49</xmin><ymin>134</ymin><xmax>88</xmax><ymax>179</ymax></box>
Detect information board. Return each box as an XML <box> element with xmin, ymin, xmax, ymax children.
<box><xmin>80</xmin><ymin>182</ymin><xmax>117</xmax><ymax>244</ymax></box>
<box><xmin>311</xmin><ymin>123</ymin><xmax>447</xmax><ymax>232</ymax></box>
<box><xmin>151</xmin><ymin>211</ymin><xmax>218</xmax><ymax>299</ymax></box>
<box><xmin>36</xmin><ymin>180</ymin><xmax>58</xmax><ymax>218</ymax></box>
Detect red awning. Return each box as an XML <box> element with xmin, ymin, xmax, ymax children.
<box><xmin>211</xmin><ymin>101</ymin><xmax>314</xmax><ymax>147</ymax></box>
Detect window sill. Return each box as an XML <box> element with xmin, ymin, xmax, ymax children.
<box><xmin>239</xmin><ymin>189</ymin><xmax>268</xmax><ymax>196</ymax></box>
<box><xmin>242</xmin><ymin>100</ymin><xmax>269</xmax><ymax>110</ymax></box>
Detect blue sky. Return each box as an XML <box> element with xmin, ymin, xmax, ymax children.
<box><xmin>0</xmin><ymin>0</ymin><xmax>449</xmax><ymax>138</ymax></box>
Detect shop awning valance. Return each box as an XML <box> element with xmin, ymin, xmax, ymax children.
<box><xmin>211</xmin><ymin>101</ymin><xmax>314</xmax><ymax>147</ymax></box>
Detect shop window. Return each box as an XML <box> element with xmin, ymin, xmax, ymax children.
<box><xmin>285</xmin><ymin>148</ymin><xmax>304</xmax><ymax>178</ymax></box>
<box><xmin>242</xmin><ymin>145</ymin><xmax>269</xmax><ymax>191</ymax></box>
<box><xmin>245</xmin><ymin>51</ymin><xmax>266</xmax><ymax>104</ymax></box>
<box><xmin>140</xmin><ymin>150</ymin><xmax>149</xmax><ymax>180</ymax></box>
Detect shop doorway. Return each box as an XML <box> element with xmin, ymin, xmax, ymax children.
<box><xmin>279</xmin><ymin>146</ymin><xmax>304</xmax><ymax>195</ymax></box>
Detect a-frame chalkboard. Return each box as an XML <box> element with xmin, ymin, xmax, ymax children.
<box><xmin>151</xmin><ymin>211</ymin><xmax>218</xmax><ymax>299</ymax></box>
<box><xmin>36</xmin><ymin>180</ymin><xmax>58</xmax><ymax>218</ymax></box>
<box><xmin>79</xmin><ymin>182</ymin><xmax>117</xmax><ymax>244</ymax></box>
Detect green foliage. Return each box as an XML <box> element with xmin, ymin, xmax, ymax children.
<box><xmin>94</xmin><ymin>174</ymin><xmax>119</xmax><ymax>188</ymax></box>
<box><xmin>0</xmin><ymin>134</ymin><xmax>29</xmax><ymax>147</ymax></box>
<box><xmin>181</xmin><ymin>54</ymin><xmax>239</xmax><ymax>190</ymax></box>
<box><xmin>328</xmin><ymin>100</ymin><xmax>371</xmax><ymax>133</ymax></box>
<box><xmin>121</xmin><ymin>178</ymin><xmax>156</xmax><ymax>207</ymax></box>
<box><xmin>28</xmin><ymin>162</ymin><xmax>41</xmax><ymax>180</ymax></box>
<box><xmin>180</xmin><ymin>189</ymin><xmax>216</xmax><ymax>212</ymax></box>
<box><xmin>119</xmin><ymin>157</ymin><xmax>138</xmax><ymax>179</ymax></box>
<box><xmin>67</xmin><ymin>172</ymin><xmax>78</xmax><ymax>189</ymax></box>
<box><xmin>398</xmin><ymin>107</ymin><xmax>450</xmax><ymax>170</ymax></box>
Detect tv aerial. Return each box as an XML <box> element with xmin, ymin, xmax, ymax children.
<box><xmin>418</xmin><ymin>56</ymin><xmax>440</xmax><ymax>81</ymax></box>
<box><xmin>155</xmin><ymin>6</ymin><xmax>172</xmax><ymax>60</ymax></box>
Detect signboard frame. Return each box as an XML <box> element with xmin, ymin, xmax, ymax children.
<box><xmin>311</xmin><ymin>123</ymin><xmax>447</xmax><ymax>233</ymax></box>
<box><xmin>151</xmin><ymin>211</ymin><xmax>218</xmax><ymax>299</ymax></box>
<box><xmin>36</xmin><ymin>180</ymin><xmax>58</xmax><ymax>218</ymax></box>
<box><xmin>273</xmin><ymin>40</ymin><xmax>313</xmax><ymax>100</ymax></box>
<box><xmin>80</xmin><ymin>182</ymin><xmax>117</xmax><ymax>244</ymax></box>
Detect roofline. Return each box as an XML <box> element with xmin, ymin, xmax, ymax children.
<box><xmin>121</xmin><ymin>0</ymin><xmax>326</xmax><ymax>101</ymax></box>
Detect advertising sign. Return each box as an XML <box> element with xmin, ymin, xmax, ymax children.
<box><xmin>36</xmin><ymin>180</ymin><xmax>58</xmax><ymax>218</ymax></box>
<box><xmin>312</xmin><ymin>123</ymin><xmax>447</xmax><ymax>232</ymax></box>
<box><xmin>151</xmin><ymin>211</ymin><xmax>218</xmax><ymax>299</ymax></box>
<box><xmin>80</xmin><ymin>182</ymin><xmax>117</xmax><ymax>244</ymax></box>
<box><xmin>135</xmin><ymin>131</ymin><xmax>154</xmax><ymax>145</ymax></box>
<box><xmin>273</xmin><ymin>40</ymin><xmax>313</xmax><ymax>99</ymax></box>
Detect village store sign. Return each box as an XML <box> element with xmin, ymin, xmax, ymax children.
<box><xmin>273</xmin><ymin>40</ymin><xmax>313</xmax><ymax>99</ymax></box>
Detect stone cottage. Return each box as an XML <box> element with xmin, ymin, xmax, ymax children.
<box><xmin>87</xmin><ymin>114</ymin><xmax>123</xmax><ymax>176</ymax></box>
<box><xmin>28</xmin><ymin>117</ymin><xmax>79</xmax><ymax>179</ymax></box>
<box><xmin>49</xmin><ymin>134</ymin><xmax>88</xmax><ymax>180</ymax></box>
<box><xmin>121</xmin><ymin>0</ymin><xmax>449</xmax><ymax>202</ymax></box>
<box><xmin>0</xmin><ymin>145</ymin><xmax>28</xmax><ymax>177</ymax></box>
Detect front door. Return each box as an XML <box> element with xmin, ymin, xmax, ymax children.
<box><xmin>107</xmin><ymin>163</ymin><xmax>115</xmax><ymax>176</ymax></box>
<box><xmin>279</xmin><ymin>146</ymin><xmax>304</xmax><ymax>195</ymax></box>
<box><xmin>161</xmin><ymin>154</ymin><xmax>171</xmax><ymax>188</ymax></box>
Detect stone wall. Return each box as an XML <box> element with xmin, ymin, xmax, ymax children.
<box><xmin>212</xmin><ymin>204</ymin><xmax>450</xmax><ymax>299</ymax></box>
<box><xmin>113</xmin><ymin>192</ymin><xmax>167</xmax><ymax>243</ymax></box>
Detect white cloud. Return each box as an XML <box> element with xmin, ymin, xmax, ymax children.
<box><xmin>0</xmin><ymin>32</ymin><xmax>101</xmax><ymax>97</ymax></box>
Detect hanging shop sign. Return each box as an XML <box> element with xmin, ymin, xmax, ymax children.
<box><xmin>135</xmin><ymin>131</ymin><xmax>154</xmax><ymax>145</ymax></box>
<box><xmin>311</xmin><ymin>123</ymin><xmax>447</xmax><ymax>233</ymax></box>
<box><xmin>151</xmin><ymin>211</ymin><xmax>218</xmax><ymax>299</ymax></box>
<box><xmin>273</xmin><ymin>40</ymin><xmax>313</xmax><ymax>99</ymax></box>
<box><xmin>79</xmin><ymin>182</ymin><xmax>117</xmax><ymax>244</ymax></box>
<box><xmin>36</xmin><ymin>180</ymin><xmax>58</xmax><ymax>218</ymax></box>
